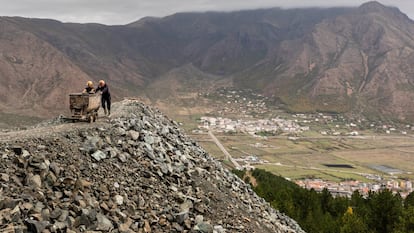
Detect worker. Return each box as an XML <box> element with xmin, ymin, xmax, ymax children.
<box><xmin>96</xmin><ymin>80</ymin><xmax>111</xmax><ymax>116</ymax></box>
<box><xmin>83</xmin><ymin>81</ymin><xmax>95</xmax><ymax>94</ymax></box>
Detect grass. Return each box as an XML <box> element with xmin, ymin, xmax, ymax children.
<box><xmin>255</xmin><ymin>164</ymin><xmax>371</xmax><ymax>182</ymax></box>
<box><xmin>191</xmin><ymin>121</ymin><xmax>414</xmax><ymax>178</ymax></box>
<box><xmin>191</xmin><ymin>128</ymin><xmax>414</xmax><ymax>182</ymax></box>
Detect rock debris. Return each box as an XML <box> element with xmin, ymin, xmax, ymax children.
<box><xmin>0</xmin><ymin>100</ymin><xmax>304</xmax><ymax>233</ymax></box>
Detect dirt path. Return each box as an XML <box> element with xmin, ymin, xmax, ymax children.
<box><xmin>0</xmin><ymin>112</ymin><xmax>115</xmax><ymax>143</ymax></box>
<box><xmin>0</xmin><ymin>100</ymin><xmax>133</xmax><ymax>142</ymax></box>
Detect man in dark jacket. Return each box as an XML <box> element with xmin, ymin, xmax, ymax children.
<box><xmin>96</xmin><ymin>80</ymin><xmax>111</xmax><ymax>116</ymax></box>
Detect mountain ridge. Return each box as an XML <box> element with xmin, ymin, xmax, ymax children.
<box><xmin>0</xmin><ymin>1</ymin><xmax>413</xmax><ymax>121</ymax></box>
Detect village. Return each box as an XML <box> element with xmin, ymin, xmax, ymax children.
<box><xmin>199</xmin><ymin>116</ymin><xmax>309</xmax><ymax>136</ymax></box>
<box><xmin>295</xmin><ymin>178</ymin><xmax>413</xmax><ymax>198</ymax></box>
<box><xmin>202</xmin><ymin>88</ymin><xmax>413</xmax><ymax>137</ymax></box>
<box><xmin>231</xmin><ymin>154</ymin><xmax>414</xmax><ymax>198</ymax></box>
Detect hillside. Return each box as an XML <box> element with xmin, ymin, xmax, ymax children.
<box><xmin>0</xmin><ymin>100</ymin><xmax>304</xmax><ymax>232</ymax></box>
<box><xmin>235</xmin><ymin>1</ymin><xmax>414</xmax><ymax>120</ymax></box>
<box><xmin>1</xmin><ymin>1</ymin><xmax>414</xmax><ymax>120</ymax></box>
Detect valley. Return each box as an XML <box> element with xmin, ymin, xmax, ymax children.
<box><xmin>149</xmin><ymin>87</ymin><xmax>414</xmax><ymax>197</ymax></box>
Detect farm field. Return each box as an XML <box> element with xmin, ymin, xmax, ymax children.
<box><xmin>191</xmin><ymin>131</ymin><xmax>414</xmax><ymax>182</ymax></box>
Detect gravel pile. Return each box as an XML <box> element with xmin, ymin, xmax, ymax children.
<box><xmin>0</xmin><ymin>100</ymin><xmax>304</xmax><ymax>233</ymax></box>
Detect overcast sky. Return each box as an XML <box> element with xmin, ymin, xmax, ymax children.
<box><xmin>0</xmin><ymin>0</ymin><xmax>413</xmax><ymax>25</ymax></box>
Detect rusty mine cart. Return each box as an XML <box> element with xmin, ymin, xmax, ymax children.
<box><xmin>66</xmin><ymin>93</ymin><xmax>101</xmax><ymax>123</ymax></box>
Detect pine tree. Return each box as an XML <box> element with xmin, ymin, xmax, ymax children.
<box><xmin>340</xmin><ymin>207</ymin><xmax>369</xmax><ymax>233</ymax></box>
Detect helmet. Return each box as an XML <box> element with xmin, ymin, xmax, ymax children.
<box><xmin>87</xmin><ymin>81</ymin><xmax>93</xmax><ymax>87</ymax></box>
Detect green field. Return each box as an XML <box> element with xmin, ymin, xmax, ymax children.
<box><xmin>190</xmin><ymin>130</ymin><xmax>414</xmax><ymax>182</ymax></box>
<box><xmin>184</xmin><ymin>129</ymin><xmax>413</xmax><ymax>183</ymax></box>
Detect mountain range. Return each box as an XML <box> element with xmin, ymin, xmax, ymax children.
<box><xmin>1</xmin><ymin>1</ymin><xmax>414</xmax><ymax>121</ymax></box>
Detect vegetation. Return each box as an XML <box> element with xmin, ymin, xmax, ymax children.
<box><xmin>234</xmin><ymin>169</ymin><xmax>414</xmax><ymax>233</ymax></box>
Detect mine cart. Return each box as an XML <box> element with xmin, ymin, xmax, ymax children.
<box><xmin>67</xmin><ymin>93</ymin><xmax>101</xmax><ymax>122</ymax></box>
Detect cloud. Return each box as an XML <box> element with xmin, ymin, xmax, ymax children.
<box><xmin>0</xmin><ymin>0</ymin><xmax>413</xmax><ymax>25</ymax></box>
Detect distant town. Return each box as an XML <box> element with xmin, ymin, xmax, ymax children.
<box><xmin>202</xmin><ymin>88</ymin><xmax>413</xmax><ymax>137</ymax></box>
<box><xmin>199</xmin><ymin>116</ymin><xmax>309</xmax><ymax>136</ymax></box>
<box><xmin>296</xmin><ymin>178</ymin><xmax>413</xmax><ymax>199</ymax></box>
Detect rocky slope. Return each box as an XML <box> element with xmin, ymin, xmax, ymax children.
<box><xmin>0</xmin><ymin>100</ymin><xmax>304</xmax><ymax>233</ymax></box>
<box><xmin>0</xmin><ymin>17</ymin><xmax>90</xmax><ymax>117</ymax></box>
<box><xmin>1</xmin><ymin>1</ymin><xmax>414</xmax><ymax>120</ymax></box>
<box><xmin>238</xmin><ymin>1</ymin><xmax>414</xmax><ymax>120</ymax></box>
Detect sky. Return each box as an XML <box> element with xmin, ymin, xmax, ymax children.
<box><xmin>0</xmin><ymin>0</ymin><xmax>413</xmax><ymax>25</ymax></box>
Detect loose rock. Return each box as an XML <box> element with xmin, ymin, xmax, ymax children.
<box><xmin>0</xmin><ymin>100</ymin><xmax>304</xmax><ymax>233</ymax></box>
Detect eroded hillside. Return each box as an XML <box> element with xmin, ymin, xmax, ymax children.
<box><xmin>1</xmin><ymin>1</ymin><xmax>413</xmax><ymax>121</ymax></box>
<box><xmin>0</xmin><ymin>100</ymin><xmax>304</xmax><ymax>233</ymax></box>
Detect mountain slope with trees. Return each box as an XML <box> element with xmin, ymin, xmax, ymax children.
<box><xmin>235</xmin><ymin>169</ymin><xmax>414</xmax><ymax>233</ymax></box>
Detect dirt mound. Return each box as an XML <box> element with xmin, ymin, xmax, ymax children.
<box><xmin>0</xmin><ymin>100</ymin><xmax>304</xmax><ymax>232</ymax></box>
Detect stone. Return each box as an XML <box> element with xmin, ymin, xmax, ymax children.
<box><xmin>49</xmin><ymin>162</ymin><xmax>61</xmax><ymax>176</ymax></box>
<box><xmin>22</xmin><ymin>149</ymin><xmax>31</xmax><ymax>157</ymax></box>
<box><xmin>0</xmin><ymin>198</ymin><xmax>18</xmax><ymax>210</ymax></box>
<box><xmin>161</xmin><ymin>127</ymin><xmax>169</xmax><ymax>135</ymax></box>
<box><xmin>119</xmin><ymin>218</ymin><xmax>133</xmax><ymax>233</ymax></box>
<box><xmin>175</xmin><ymin>211</ymin><xmax>188</xmax><ymax>224</ymax></box>
<box><xmin>213</xmin><ymin>225</ymin><xmax>226</xmax><ymax>233</ymax></box>
<box><xmin>42</xmin><ymin>208</ymin><xmax>51</xmax><ymax>221</ymax></box>
<box><xmin>128</xmin><ymin>130</ymin><xmax>140</xmax><ymax>140</ymax></box>
<box><xmin>25</xmin><ymin>219</ymin><xmax>50</xmax><ymax>233</ymax></box>
<box><xmin>144</xmin><ymin>220</ymin><xmax>151</xmax><ymax>233</ymax></box>
<box><xmin>82</xmin><ymin>136</ymin><xmax>101</xmax><ymax>154</ymax></box>
<box><xmin>158</xmin><ymin>215</ymin><xmax>168</xmax><ymax>226</ymax></box>
<box><xmin>119</xmin><ymin>223</ymin><xmax>131</xmax><ymax>232</ymax></box>
<box><xmin>50</xmin><ymin>221</ymin><xmax>68</xmax><ymax>232</ymax></box>
<box><xmin>144</xmin><ymin>135</ymin><xmax>155</xmax><ymax>145</ymax></box>
<box><xmin>20</xmin><ymin>202</ymin><xmax>32</xmax><ymax>211</ymax></box>
<box><xmin>91</xmin><ymin>150</ymin><xmax>106</xmax><ymax>161</ymax></box>
<box><xmin>180</xmin><ymin>201</ymin><xmax>193</xmax><ymax>212</ymax></box>
<box><xmin>118</xmin><ymin>153</ymin><xmax>128</xmax><ymax>163</ymax></box>
<box><xmin>96</xmin><ymin>213</ymin><xmax>113</xmax><ymax>231</ymax></box>
<box><xmin>195</xmin><ymin>215</ymin><xmax>204</xmax><ymax>224</ymax></box>
<box><xmin>0</xmin><ymin>173</ymin><xmax>9</xmax><ymax>182</ymax></box>
<box><xmin>34</xmin><ymin>202</ymin><xmax>45</xmax><ymax>213</ymax></box>
<box><xmin>172</xmin><ymin>222</ymin><xmax>183</xmax><ymax>232</ymax></box>
<box><xmin>114</xmin><ymin>195</ymin><xmax>124</xmax><ymax>205</ymax></box>
<box><xmin>118</xmin><ymin>128</ymin><xmax>127</xmax><ymax>136</ymax></box>
<box><xmin>50</xmin><ymin>208</ymin><xmax>63</xmax><ymax>219</ymax></box>
<box><xmin>77</xmin><ymin>179</ymin><xmax>92</xmax><ymax>189</ymax></box>
<box><xmin>12</xmin><ymin>146</ymin><xmax>22</xmax><ymax>155</ymax></box>
<box><xmin>58</xmin><ymin>209</ymin><xmax>69</xmax><ymax>222</ymax></box>
<box><xmin>28</xmin><ymin>174</ymin><xmax>42</xmax><ymax>188</ymax></box>
<box><xmin>194</xmin><ymin>222</ymin><xmax>213</xmax><ymax>233</ymax></box>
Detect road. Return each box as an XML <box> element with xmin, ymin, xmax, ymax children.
<box><xmin>207</xmin><ymin>131</ymin><xmax>241</xmax><ymax>169</ymax></box>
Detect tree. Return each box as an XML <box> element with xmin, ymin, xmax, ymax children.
<box><xmin>405</xmin><ymin>191</ymin><xmax>414</xmax><ymax>208</ymax></box>
<box><xmin>367</xmin><ymin>190</ymin><xmax>403</xmax><ymax>233</ymax></box>
<box><xmin>394</xmin><ymin>206</ymin><xmax>414</xmax><ymax>233</ymax></box>
<box><xmin>340</xmin><ymin>207</ymin><xmax>370</xmax><ymax>233</ymax></box>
